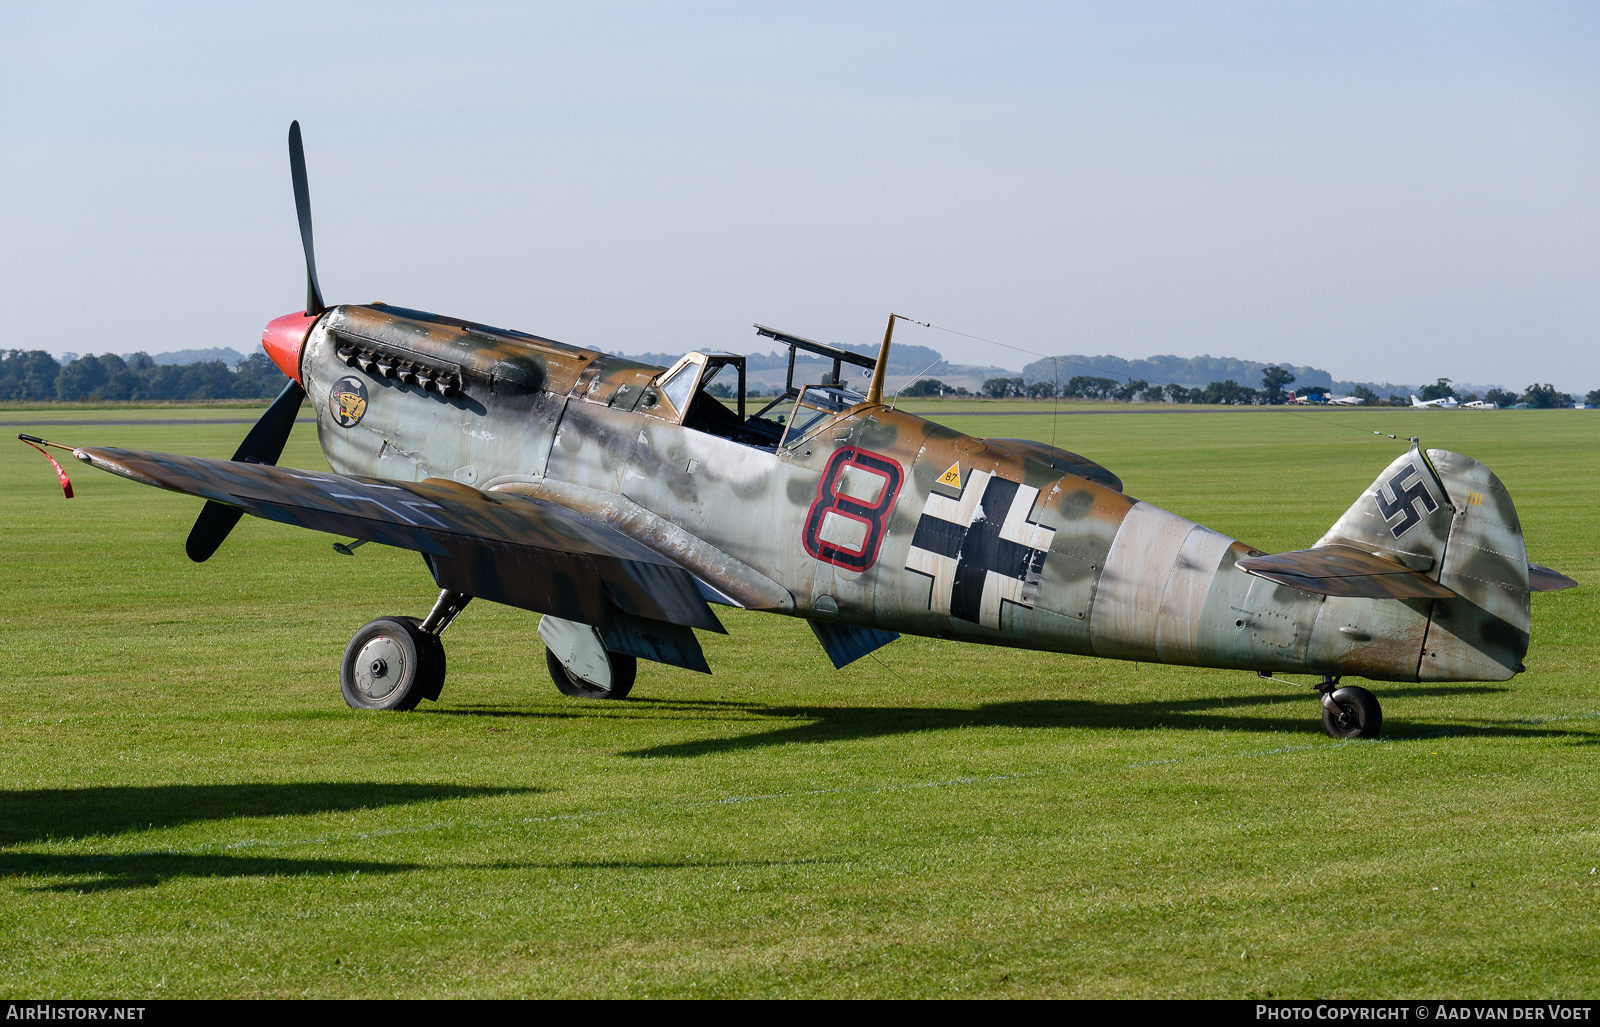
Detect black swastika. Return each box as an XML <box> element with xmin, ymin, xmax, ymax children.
<box><xmin>1373</xmin><ymin>462</ymin><xmax>1439</xmax><ymax>538</ymax></box>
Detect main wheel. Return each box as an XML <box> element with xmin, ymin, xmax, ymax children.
<box><xmin>1321</xmin><ymin>685</ymin><xmax>1382</xmax><ymax>739</ymax></box>
<box><xmin>545</xmin><ymin>647</ymin><xmax>636</xmax><ymax>700</ymax></box>
<box><xmin>341</xmin><ymin>617</ymin><xmax>445</xmax><ymax>711</ymax></box>
<box><xmin>397</xmin><ymin>617</ymin><xmax>446</xmax><ymax>701</ymax></box>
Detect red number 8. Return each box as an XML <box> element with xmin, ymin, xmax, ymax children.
<box><xmin>802</xmin><ymin>447</ymin><xmax>904</xmax><ymax>571</ymax></box>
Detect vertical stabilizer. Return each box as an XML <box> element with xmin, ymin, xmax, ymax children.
<box><xmin>1314</xmin><ymin>442</ymin><xmax>1528</xmax><ymax>680</ymax></box>
<box><xmin>1317</xmin><ymin>440</ymin><xmax>1455</xmax><ymax>577</ymax></box>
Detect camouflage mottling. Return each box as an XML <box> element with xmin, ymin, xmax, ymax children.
<box><xmin>292</xmin><ymin>304</ymin><xmax>1563</xmax><ymax>682</ymax></box>
<box><xmin>73</xmin><ymin>445</ymin><xmax>721</xmax><ymax>635</ymax></box>
<box><xmin>84</xmin><ymin>301</ymin><xmax>1565</xmax><ymax>687</ymax></box>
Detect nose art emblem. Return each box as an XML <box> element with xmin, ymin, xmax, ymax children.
<box><xmin>330</xmin><ymin>376</ymin><xmax>369</xmax><ymax>428</ymax></box>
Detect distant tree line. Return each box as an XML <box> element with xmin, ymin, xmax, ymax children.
<box><xmin>0</xmin><ymin>350</ymin><xmax>288</xmax><ymax>402</ymax></box>
<box><xmin>10</xmin><ymin>347</ymin><xmax>1592</xmax><ymax>409</ymax></box>
<box><xmin>898</xmin><ymin>379</ymin><xmax>971</xmax><ymax>398</ymax></box>
<box><xmin>978</xmin><ymin>374</ymin><xmax>1257</xmax><ymax>403</ymax></box>
<box><xmin>1405</xmin><ymin>378</ymin><xmax>1581</xmax><ymax>409</ymax></box>
<box><xmin>972</xmin><ymin>367</ymin><xmax>1592</xmax><ymax>408</ymax></box>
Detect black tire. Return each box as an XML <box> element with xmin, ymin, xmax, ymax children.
<box><xmin>1321</xmin><ymin>685</ymin><xmax>1382</xmax><ymax>739</ymax></box>
<box><xmin>545</xmin><ymin>647</ymin><xmax>636</xmax><ymax>700</ymax></box>
<box><xmin>340</xmin><ymin>617</ymin><xmax>444</xmax><ymax>711</ymax></box>
<box><xmin>398</xmin><ymin>617</ymin><xmax>447</xmax><ymax>702</ymax></box>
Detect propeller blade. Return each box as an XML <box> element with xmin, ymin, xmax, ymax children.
<box><xmin>288</xmin><ymin>120</ymin><xmax>325</xmax><ymax>316</ymax></box>
<box><xmin>186</xmin><ymin>496</ymin><xmax>246</xmax><ymax>564</ymax></box>
<box><xmin>185</xmin><ymin>379</ymin><xmax>307</xmax><ymax>562</ymax></box>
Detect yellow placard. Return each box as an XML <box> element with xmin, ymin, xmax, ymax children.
<box><xmin>936</xmin><ymin>462</ymin><xmax>962</xmax><ymax>488</ymax></box>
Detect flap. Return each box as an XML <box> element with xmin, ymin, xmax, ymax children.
<box><xmin>75</xmin><ymin>447</ymin><xmax>722</xmax><ymax>633</ymax></box>
<box><xmin>1528</xmin><ymin>562</ymin><xmax>1578</xmax><ymax>592</ymax></box>
<box><xmin>1236</xmin><ymin>544</ymin><xmax>1459</xmax><ymax>600</ymax></box>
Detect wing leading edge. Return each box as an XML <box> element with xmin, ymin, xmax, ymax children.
<box><xmin>74</xmin><ymin>447</ymin><xmax>723</xmax><ymax>635</ymax></box>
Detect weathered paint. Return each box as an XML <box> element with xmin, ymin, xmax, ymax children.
<box><xmin>85</xmin><ymin>299</ymin><xmax>1559</xmax><ymax>687</ymax></box>
<box><xmin>72</xmin><ymin>445</ymin><xmax>722</xmax><ymax>636</ymax></box>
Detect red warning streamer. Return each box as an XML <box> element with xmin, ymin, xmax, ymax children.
<box><xmin>17</xmin><ymin>434</ymin><xmax>74</xmax><ymax>499</ymax></box>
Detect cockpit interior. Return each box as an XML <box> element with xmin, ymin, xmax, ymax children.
<box><xmin>651</xmin><ymin>326</ymin><xmax>878</xmax><ymax>452</ymax></box>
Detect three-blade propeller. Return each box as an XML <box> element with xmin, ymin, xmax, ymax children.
<box><xmin>185</xmin><ymin>121</ymin><xmax>321</xmax><ymax>562</ymax></box>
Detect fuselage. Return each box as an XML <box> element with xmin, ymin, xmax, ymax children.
<box><xmin>290</xmin><ymin>303</ymin><xmax>1451</xmax><ymax>683</ymax></box>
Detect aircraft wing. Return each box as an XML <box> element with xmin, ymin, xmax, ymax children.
<box><xmin>74</xmin><ymin>447</ymin><xmax>724</xmax><ymax>634</ymax></box>
<box><xmin>1236</xmin><ymin>545</ymin><xmax>1458</xmax><ymax>599</ymax></box>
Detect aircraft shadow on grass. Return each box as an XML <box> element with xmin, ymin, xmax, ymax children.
<box><xmin>570</xmin><ymin>684</ymin><xmax>1600</xmax><ymax>759</ymax></box>
<box><xmin>0</xmin><ymin>851</ymin><xmax>841</xmax><ymax>893</ymax></box>
<box><xmin>0</xmin><ymin>850</ymin><xmax>428</xmax><ymax>893</ymax></box>
<box><xmin>0</xmin><ymin>782</ymin><xmax>533</xmax><ymax>847</ymax></box>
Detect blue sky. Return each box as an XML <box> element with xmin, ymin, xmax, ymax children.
<box><xmin>2</xmin><ymin>1</ymin><xmax>1595</xmax><ymax>390</ymax></box>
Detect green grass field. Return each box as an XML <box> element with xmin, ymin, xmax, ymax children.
<box><xmin>1</xmin><ymin>404</ymin><xmax>1595</xmax><ymax>998</ymax></box>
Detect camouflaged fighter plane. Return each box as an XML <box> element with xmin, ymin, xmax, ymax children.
<box><xmin>54</xmin><ymin>123</ymin><xmax>1577</xmax><ymax>740</ymax></box>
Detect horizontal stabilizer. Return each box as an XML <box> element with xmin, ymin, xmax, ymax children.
<box><xmin>1528</xmin><ymin>562</ymin><xmax>1578</xmax><ymax>592</ymax></box>
<box><xmin>1237</xmin><ymin>545</ymin><xmax>1459</xmax><ymax>600</ymax></box>
<box><xmin>810</xmin><ymin>619</ymin><xmax>899</xmax><ymax>670</ymax></box>
<box><xmin>75</xmin><ymin>447</ymin><xmax>723</xmax><ymax>634</ymax></box>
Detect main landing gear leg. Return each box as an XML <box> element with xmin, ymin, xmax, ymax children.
<box><xmin>340</xmin><ymin>590</ymin><xmax>471</xmax><ymax>711</ymax></box>
<box><xmin>1317</xmin><ymin>676</ymin><xmax>1383</xmax><ymax>740</ymax></box>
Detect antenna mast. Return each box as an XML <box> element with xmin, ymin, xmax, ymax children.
<box><xmin>867</xmin><ymin>313</ymin><xmax>928</xmax><ymax>406</ymax></box>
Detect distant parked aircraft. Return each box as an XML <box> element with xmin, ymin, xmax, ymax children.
<box><xmin>1288</xmin><ymin>391</ymin><xmax>1364</xmax><ymax>406</ymax></box>
<box><xmin>1463</xmin><ymin>400</ymin><xmax>1496</xmax><ymax>410</ymax></box>
<box><xmin>1411</xmin><ymin>395</ymin><xmax>1460</xmax><ymax>410</ymax></box>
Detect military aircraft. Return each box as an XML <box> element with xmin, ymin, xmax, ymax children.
<box><xmin>30</xmin><ymin>123</ymin><xmax>1577</xmax><ymax>740</ymax></box>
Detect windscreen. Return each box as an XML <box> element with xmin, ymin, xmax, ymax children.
<box><xmin>659</xmin><ymin>363</ymin><xmax>698</xmax><ymax>412</ymax></box>
<box><xmin>782</xmin><ymin>385</ymin><xmax>864</xmax><ymax>447</ymax></box>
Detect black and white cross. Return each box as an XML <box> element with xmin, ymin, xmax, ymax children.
<box><xmin>905</xmin><ymin>470</ymin><xmax>1056</xmax><ymax>629</ymax></box>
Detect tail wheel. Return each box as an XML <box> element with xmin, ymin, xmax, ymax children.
<box><xmin>1321</xmin><ymin>685</ymin><xmax>1382</xmax><ymax>739</ymax></box>
<box><xmin>341</xmin><ymin>617</ymin><xmax>444</xmax><ymax>711</ymax></box>
<box><xmin>545</xmin><ymin>647</ymin><xmax>636</xmax><ymax>700</ymax></box>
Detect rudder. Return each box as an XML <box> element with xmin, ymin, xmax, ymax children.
<box><xmin>1418</xmin><ymin>449</ymin><xmax>1529</xmax><ymax>680</ymax></box>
